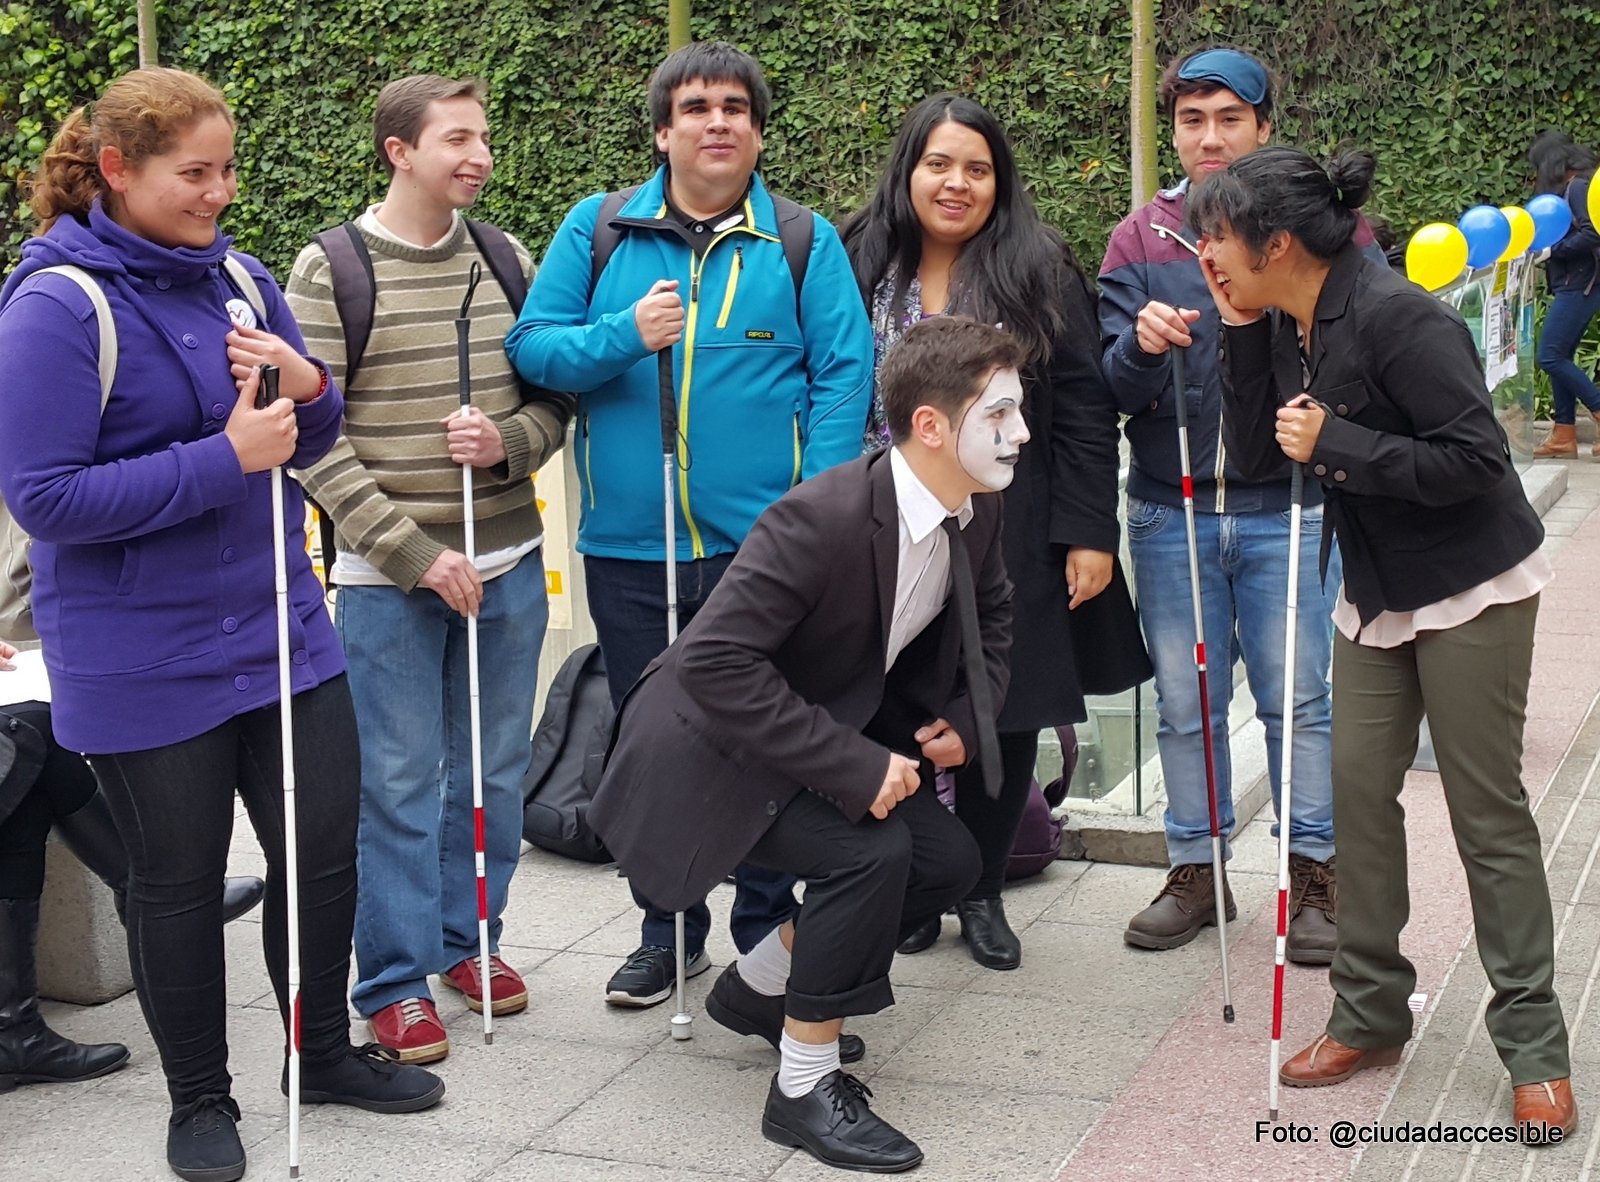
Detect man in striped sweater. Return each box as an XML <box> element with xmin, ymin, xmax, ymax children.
<box><xmin>286</xmin><ymin>75</ymin><xmax>572</xmax><ymax>1064</ymax></box>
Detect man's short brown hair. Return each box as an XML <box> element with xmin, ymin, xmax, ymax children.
<box><xmin>373</xmin><ymin>75</ymin><xmax>487</xmax><ymax>176</ymax></box>
<box><xmin>879</xmin><ymin>319</ymin><xmax>1026</xmax><ymax>444</ymax></box>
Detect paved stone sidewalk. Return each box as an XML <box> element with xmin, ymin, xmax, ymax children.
<box><xmin>8</xmin><ymin>463</ymin><xmax>1600</xmax><ymax>1182</ymax></box>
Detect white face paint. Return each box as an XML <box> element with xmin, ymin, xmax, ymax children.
<box><xmin>955</xmin><ymin>367</ymin><xmax>1029</xmax><ymax>490</ymax></box>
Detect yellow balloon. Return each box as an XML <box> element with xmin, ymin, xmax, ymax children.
<box><xmin>1406</xmin><ymin>223</ymin><xmax>1469</xmax><ymax>292</ymax></box>
<box><xmin>1498</xmin><ymin>206</ymin><xmax>1536</xmax><ymax>262</ymax></box>
<box><xmin>1589</xmin><ymin>179</ymin><xmax>1599</xmax><ymax>234</ymax></box>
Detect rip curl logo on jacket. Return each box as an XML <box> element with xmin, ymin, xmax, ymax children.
<box><xmin>225</xmin><ymin>299</ymin><xmax>259</xmax><ymax>329</ymax></box>
<box><xmin>745</xmin><ymin>329</ymin><xmax>775</xmax><ymax>340</ymax></box>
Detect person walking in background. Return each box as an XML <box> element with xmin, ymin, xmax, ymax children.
<box><xmin>1529</xmin><ymin>130</ymin><xmax>1600</xmax><ymax>459</ymax></box>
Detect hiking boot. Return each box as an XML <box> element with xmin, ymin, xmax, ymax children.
<box><xmin>166</xmin><ymin>1096</ymin><xmax>245</xmax><ymax>1182</ymax></box>
<box><xmin>367</xmin><ymin>997</ymin><xmax>449</xmax><ymax>1064</ymax></box>
<box><xmin>1288</xmin><ymin>854</ymin><xmax>1337</xmax><ymax>966</ymax></box>
<box><xmin>288</xmin><ymin>1044</ymin><xmax>445</xmax><ymax>1113</ymax></box>
<box><xmin>605</xmin><ymin>944</ymin><xmax>711</xmax><ymax>1008</ymax></box>
<box><xmin>1123</xmin><ymin>863</ymin><xmax>1237</xmax><ymax>951</ymax></box>
<box><xmin>440</xmin><ymin>954</ymin><xmax>528</xmax><ymax>1016</ymax></box>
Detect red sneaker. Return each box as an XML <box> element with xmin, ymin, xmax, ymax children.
<box><xmin>440</xmin><ymin>954</ymin><xmax>528</xmax><ymax>1016</ymax></box>
<box><xmin>366</xmin><ymin>997</ymin><xmax>449</xmax><ymax>1064</ymax></box>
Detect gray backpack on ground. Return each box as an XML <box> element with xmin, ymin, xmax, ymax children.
<box><xmin>521</xmin><ymin>644</ymin><xmax>614</xmax><ymax>863</ymax></box>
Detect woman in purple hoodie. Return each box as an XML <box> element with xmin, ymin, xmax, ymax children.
<box><xmin>0</xmin><ymin>68</ymin><xmax>443</xmax><ymax>1182</ymax></box>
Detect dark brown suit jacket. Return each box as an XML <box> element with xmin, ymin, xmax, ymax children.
<box><xmin>589</xmin><ymin>450</ymin><xmax>1012</xmax><ymax>912</ymax></box>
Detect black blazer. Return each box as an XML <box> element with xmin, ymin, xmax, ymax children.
<box><xmin>1220</xmin><ymin>245</ymin><xmax>1541</xmax><ymax>625</ymax></box>
<box><xmin>590</xmin><ymin>450</ymin><xmax>1012</xmax><ymax>912</ymax></box>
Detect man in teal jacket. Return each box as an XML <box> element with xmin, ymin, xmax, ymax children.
<box><xmin>506</xmin><ymin>40</ymin><xmax>873</xmax><ymax>1013</ymax></box>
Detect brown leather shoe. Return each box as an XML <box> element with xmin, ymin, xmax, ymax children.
<box><xmin>1287</xmin><ymin>854</ymin><xmax>1337</xmax><ymax>966</ymax></box>
<box><xmin>1514</xmin><ymin>1078</ymin><xmax>1578</xmax><ymax>1145</ymax></box>
<box><xmin>1280</xmin><ymin>1033</ymin><xmax>1403</xmax><ymax>1087</ymax></box>
<box><xmin>1123</xmin><ymin>863</ymin><xmax>1237</xmax><ymax>951</ymax></box>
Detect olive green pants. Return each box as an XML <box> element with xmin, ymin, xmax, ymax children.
<box><xmin>1326</xmin><ymin>593</ymin><xmax>1569</xmax><ymax>1085</ymax></box>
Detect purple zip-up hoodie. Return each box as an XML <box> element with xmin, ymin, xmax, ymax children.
<box><xmin>0</xmin><ymin>203</ymin><xmax>345</xmax><ymax>752</ymax></box>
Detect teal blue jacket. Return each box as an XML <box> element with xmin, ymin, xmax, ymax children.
<box><xmin>506</xmin><ymin>169</ymin><xmax>873</xmax><ymax>560</ymax></box>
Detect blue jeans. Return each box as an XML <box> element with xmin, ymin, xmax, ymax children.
<box><xmin>339</xmin><ymin>552</ymin><xmax>548</xmax><ymax>1016</ymax></box>
<box><xmin>584</xmin><ymin>554</ymin><xmax>800</xmax><ymax>956</ymax></box>
<box><xmin>1127</xmin><ymin>497</ymin><xmax>1337</xmax><ymax>866</ymax></box>
<box><xmin>1536</xmin><ymin>286</ymin><xmax>1600</xmax><ymax>424</ymax></box>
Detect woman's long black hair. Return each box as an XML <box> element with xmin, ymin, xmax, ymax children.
<box><xmin>839</xmin><ymin>93</ymin><xmax>1080</xmax><ymax>366</ymax></box>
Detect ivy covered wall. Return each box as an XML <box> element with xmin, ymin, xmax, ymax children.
<box><xmin>4</xmin><ymin>0</ymin><xmax>1600</xmax><ymax>276</ymax></box>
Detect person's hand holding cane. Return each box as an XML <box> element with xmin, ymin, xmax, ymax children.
<box><xmin>1276</xmin><ymin>394</ymin><xmax>1326</xmax><ymax>464</ymax></box>
<box><xmin>224</xmin><ymin>365</ymin><xmax>297</xmax><ymax>473</ymax></box>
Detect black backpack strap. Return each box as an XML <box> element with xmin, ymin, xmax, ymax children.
<box><xmin>589</xmin><ymin>186</ymin><xmax>643</xmax><ymax>298</ymax></box>
<box><xmin>464</xmin><ymin>218</ymin><xmax>528</xmax><ymax>312</ymax></box>
<box><xmin>314</xmin><ymin>222</ymin><xmax>377</xmax><ymax>390</ymax></box>
<box><xmin>769</xmin><ymin>194</ymin><xmax>814</xmax><ymax>309</ymax></box>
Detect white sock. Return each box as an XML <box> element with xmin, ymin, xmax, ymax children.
<box><xmin>778</xmin><ymin>1030</ymin><xmax>841</xmax><ymax>1099</ymax></box>
<box><xmin>738</xmin><ymin>927</ymin><xmax>791</xmax><ymax>997</ymax></box>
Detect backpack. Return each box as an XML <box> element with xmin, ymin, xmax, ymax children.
<box><xmin>306</xmin><ymin>218</ymin><xmax>569</xmax><ymax>583</ymax></box>
<box><xmin>0</xmin><ymin>258</ymin><xmax>266</xmax><ymax>643</ymax></box>
<box><xmin>589</xmin><ymin>184</ymin><xmax>813</xmax><ymax>311</ymax></box>
<box><xmin>521</xmin><ymin>643</ymin><xmax>615</xmax><ymax>863</ymax></box>
<box><xmin>931</xmin><ymin>726</ymin><xmax>1079</xmax><ymax>882</ymax></box>
<box><xmin>312</xmin><ymin>218</ymin><xmax>531</xmax><ymax>390</ymax></box>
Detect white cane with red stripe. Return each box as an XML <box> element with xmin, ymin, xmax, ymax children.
<box><xmin>1268</xmin><ymin>461</ymin><xmax>1305</xmax><ymax>1118</ymax></box>
<box><xmin>455</xmin><ymin>265</ymin><xmax>495</xmax><ymax>1045</ymax></box>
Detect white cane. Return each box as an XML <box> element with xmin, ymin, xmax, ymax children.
<box><xmin>260</xmin><ymin>364</ymin><xmax>304</xmax><ymax>1178</ymax></box>
<box><xmin>455</xmin><ymin>264</ymin><xmax>495</xmax><ymax>1045</ymax></box>
<box><xmin>1268</xmin><ymin>461</ymin><xmax>1306</xmax><ymax>1119</ymax></box>
<box><xmin>658</xmin><ymin>346</ymin><xmax>693</xmax><ymax>1041</ymax></box>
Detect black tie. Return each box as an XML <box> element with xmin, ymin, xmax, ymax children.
<box><xmin>941</xmin><ymin>517</ymin><xmax>1002</xmax><ymax>799</ymax></box>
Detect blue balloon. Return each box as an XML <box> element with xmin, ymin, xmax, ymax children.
<box><xmin>1458</xmin><ymin>205</ymin><xmax>1512</xmax><ymax>268</ymax></box>
<box><xmin>1528</xmin><ymin>193</ymin><xmax>1574</xmax><ymax>251</ymax></box>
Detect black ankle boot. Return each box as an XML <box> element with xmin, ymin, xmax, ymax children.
<box><xmin>0</xmin><ymin>896</ymin><xmax>129</xmax><ymax>1092</ymax></box>
<box><xmin>53</xmin><ymin>788</ymin><xmax>264</xmax><ymax>924</ymax></box>
<box><xmin>956</xmin><ymin>897</ymin><xmax>1022</xmax><ymax>970</ymax></box>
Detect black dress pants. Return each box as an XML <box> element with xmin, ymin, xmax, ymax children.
<box><xmin>743</xmin><ymin>761</ymin><xmax>980</xmax><ymax>1023</ymax></box>
<box><xmin>86</xmin><ymin>676</ymin><xmax>360</xmax><ymax>1117</ymax></box>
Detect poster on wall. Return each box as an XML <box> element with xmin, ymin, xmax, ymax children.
<box><xmin>534</xmin><ymin>454</ymin><xmax>572</xmax><ymax>631</ymax></box>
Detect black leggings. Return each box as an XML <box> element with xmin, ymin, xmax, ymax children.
<box><xmin>87</xmin><ymin>676</ymin><xmax>360</xmax><ymax>1115</ymax></box>
<box><xmin>0</xmin><ymin>700</ymin><xmax>99</xmax><ymax>900</ymax></box>
<box><xmin>953</xmin><ymin>729</ymin><xmax>1041</xmax><ymax>901</ymax></box>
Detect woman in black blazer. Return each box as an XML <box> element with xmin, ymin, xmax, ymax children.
<box><xmin>1193</xmin><ymin>146</ymin><xmax>1574</xmax><ymax>1142</ymax></box>
<box><xmin>840</xmin><ymin>94</ymin><xmax>1149</xmax><ymax>968</ymax></box>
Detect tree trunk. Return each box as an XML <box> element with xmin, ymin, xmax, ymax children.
<box><xmin>668</xmin><ymin>0</ymin><xmax>689</xmax><ymax>51</ymax></box>
<box><xmin>137</xmin><ymin>0</ymin><xmax>159</xmax><ymax>68</ymax></box>
<box><xmin>1129</xmin><ymin>0</ymin><xmax>1159</xmax><ymax>209</ymax></box>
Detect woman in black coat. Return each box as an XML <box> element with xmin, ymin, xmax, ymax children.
<box><xmin>841</xmin><ymin>93</ymin><xmax>1149</xmax><ymax>968</ymax></box>
<box><xmin>1196</xmin><ymin>146</ymin><xmax>1574</xmax><ymax>1142</ymax></box>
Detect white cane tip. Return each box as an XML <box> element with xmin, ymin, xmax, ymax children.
<box><xmin>1223</xmin><ymin>1005</ymin><xmax>1235</xmax><ymax>1023</ymax></box>
<box><xmin>290</xmin><ymin>1168</ymin><xmax>301</xmax><ymax>1179</ymax></box>
<box><xmin>1269</xmin><ymin>1108</ymin><xmax>1278</xmax><ymax>1122</ymax></box>
<box><xmin>484</xmin><ymin>1032</ymin><xmax>494</xmax><ymax>1045</ymax></box>
<box><xmin>670</xmin><ymin>1014</ymin><xmax>693</xmax><ymax>1041</ymax></box>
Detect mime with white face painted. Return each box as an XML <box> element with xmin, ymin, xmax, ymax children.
<box><xmin>591</xmin><ymin>317</ymin><xmax>1020</xmax><ymax>1173</ymax></box>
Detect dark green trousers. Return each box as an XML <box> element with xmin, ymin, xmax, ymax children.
<box><xmin>1326</xmin><ymin>593</ymin><xmax>1569</xmax><ymax>1085</ymax></box>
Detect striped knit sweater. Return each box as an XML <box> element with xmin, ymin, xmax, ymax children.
<box><xmin>286</xmin><ymin>216</ymin><xmax>569</xmax><ymax>590</ymax></box>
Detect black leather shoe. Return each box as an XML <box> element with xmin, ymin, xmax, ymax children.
<box><xmin>956</xmin><ymin>897</ymin><xmax>1021</xmax><ymax>970</ymax></box>
<box><xmin>166</xmin><ymin>1097</ymin><xmax>246</xmax><ymax>1182</ymax></box>
<box><xmin>705</xmin><ymin>964</ymin><xmax>865</xmax><ymax>1064</ymax></box>
<box><xmin>896</xmin><ymin>916</ymin><xmax>940</xmax><ymax>955</ymax></box>
<box><xmin>219</xmin><ymin>876</ymin><xmax>264</xmax><ymax>924</ymax></box>
<box><xmin>287</xmin><ymin>1043</ymin><xmax>446</xmax><ymax>1113</ymax></box>
<box><xmin>762</xmin><ymin>1070</ymin><xmax>923</xmax><ymax>1173</ymax></box>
